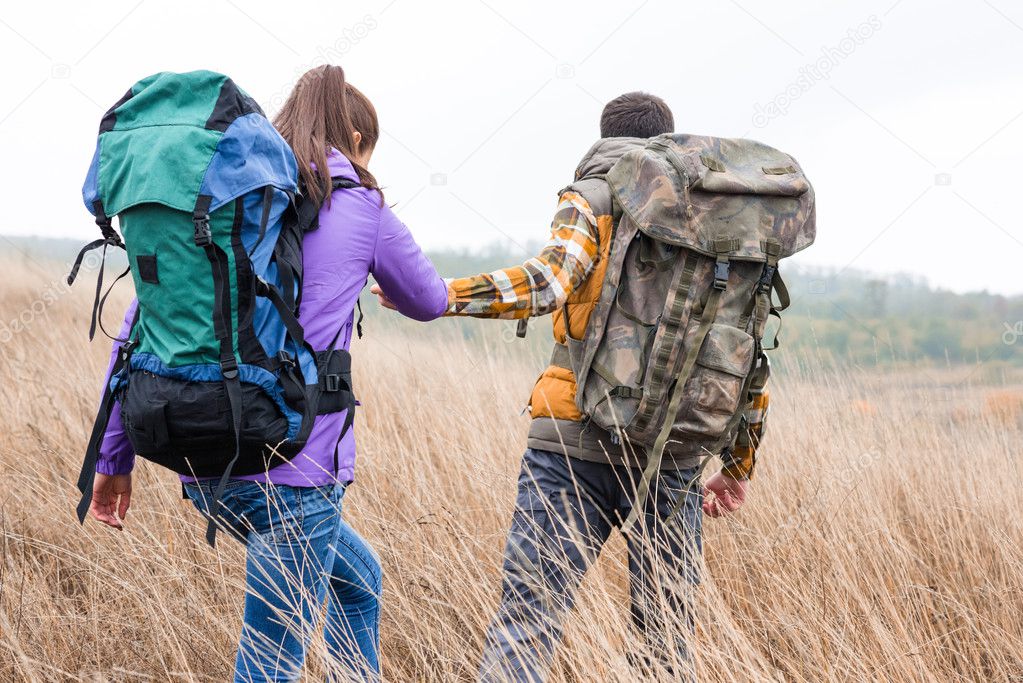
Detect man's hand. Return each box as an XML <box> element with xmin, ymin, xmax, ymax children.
<box><xmin>90</xmin><ymin>473</ymin><xmax>132</xmax><ymax>530</ymax></box>
<box><xmin>369</xmin><ymin>284</ymin><xmax>396</xmax><ymax>311</ymax></box>
<box><xmin>702</xmin><ymin>472</ymin><xmax>748</xmax><ymax>518</ymax></box>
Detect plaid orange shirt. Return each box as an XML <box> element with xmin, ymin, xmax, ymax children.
<box><xmin>720</xmin><ymin>389</ymin><xmax>769</xmax><ymax>480</ymax></box>
<box><xmin>445</xmin><ymin>191</ymin><xmax>768</xmax><ymax>479</ymax></box>
<box><xmin>446</xmin><ymin>192</ymin><xmax>599</xmax><ymax>319</ymax></box>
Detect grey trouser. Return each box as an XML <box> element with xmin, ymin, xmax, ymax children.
<box><xmin>479</xmin><ymin>448</ymin><xmax>703</xmax><ymax>683</ymax></box>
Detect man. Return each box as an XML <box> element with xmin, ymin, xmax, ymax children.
<box><xmin>375</xmin><ymin>92</ymin><xmax>769</xmax><ymax>680</ymax></box>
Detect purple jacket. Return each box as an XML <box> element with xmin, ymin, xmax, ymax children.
<box><xmin>97</xmin><ymin>149</ymin><xmax>449</xmax><ymax>486</ymax></box>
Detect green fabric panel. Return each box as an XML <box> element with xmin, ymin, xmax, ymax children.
<box><xmin>97</xmin><ymin>126</ymin><xmax>221</xmax><ymax>215</ymax></box>
<box><xmin>116</xmin><ymin>71</ymin><xmax>227</xmax><ymax>130</ymax></box>
<box><xmin>121</xmin><ymin>202</ymin><xmax>238</xmax><ymax>366</ymax></box>
<box><xmin>97</xmin><ymin>71</ymin><xmax>228</xmax><ymax>214</ymax></box>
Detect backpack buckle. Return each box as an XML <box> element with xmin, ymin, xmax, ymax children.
<box><xmin>119</xmin><ymin>339</ymin><xmax>137</xmax><ymax>363</ymax></box>
<box><xmin>219</xmin><ymin>356</ymin><xmax>239</xmax><ymax>380</ymax></box>
<box><xmin>758</xmin><ymin>264</ymin><xmax>776</xmax><ymax>294</ymax></box>
<box><xmin>276</xmin><ymin>350</ymin><xmax>295</xmax><ymax>369</ymax></box>
<box><xmin>713</xmin><ymin>259</ymin><xmax>730</xmax><ymax>290</ymax></box>
<box><xmin>324</xmin><ymin>374</ymin><xmax>341</xmax><ymax>392</ymax></box>
<box><xmin>193</xmin><ymin>215</ymin><xmax>212</xmax><ymax>246</ymax></box>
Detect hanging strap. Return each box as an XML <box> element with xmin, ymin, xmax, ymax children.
<box><xmin>355</xmin><ymin>298</ymin><xmax>365</xmax><ymax>339</ymax></box>
<box><xmin>75</xmin><ymin>309</ymin><xmax>139</xmax><ymax>523</ymax></box>
<box><xmin>621</xmin><ymin>255</ymin><xmax>729</xmax><ymax>534</ymax></box>
<box><xmin>516</xmin><ymin>319</ymin><xmax>529</xmax><ymax>339</ymax></box>
<box><xmin>94</xmin><ymin>267</ymin><xmax>132</xmax><ymax>341</ymax></box>
<box><xmin>87</xmin><ymin>242</ymin><xmax>110</xmax><ymax>341</ymax></box>
<box><xmin>67</xmin><ymin>238</ymin><xmax>108</xmax><ymax>286</ymax></box>
<box><xmin>762</xmin><ymin>270</ymin><xmax>789</xmax><ymax>351</ymax></box>
<box><xmin>69</xmin><ymin>202</ymin><xmax>127</xmax><ymax>337</ymax></box>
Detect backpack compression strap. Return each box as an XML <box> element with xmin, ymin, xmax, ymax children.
<box><xmin>193</xmin><ymin>195</ymin><xmax>245</xmax><ymax>547</ymax></box>
<box><xmin>621</xmin><ymin>249</ymin><xmax>731</xmax><ymax>534</ymax></box>
<box><xmin>321</xmin><ymin>322</ymin><xmax>357</xmax><ymax>475</ymax></box>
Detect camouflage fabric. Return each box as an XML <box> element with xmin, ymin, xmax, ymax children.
<box><xmin>566</xmin><ymin>133</ymin><xmax>815</xmax><ymax>485</ymax></box>
<box><xmin>607</xmin><ymin>133</ymin><xmax>815</xmax><ymax>261</ymax></box>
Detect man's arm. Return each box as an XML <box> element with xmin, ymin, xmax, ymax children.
<box><xmin>719</xmin><ymin>386</ymin><xmax>770</xmax><ymax>480</ymax></box>
<box><xmin>703</xmin><ymin>366</ymin><xmax>771</xmax><ymax>517</ymax></box>
<box><xmin>445</xmin><ymin>191</ymin><xmax>599</xmax><ymax>319</ymax></box>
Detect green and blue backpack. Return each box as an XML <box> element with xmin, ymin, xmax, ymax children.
<box><xmin>71</xmin><ymin>71</ymin><xmax>357</xmax><ymax>543</ymax></box>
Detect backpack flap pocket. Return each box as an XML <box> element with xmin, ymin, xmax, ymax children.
<box><xmin>677</xmin><ymin>323</ymin><xmax>754</xmax><ymax>439</ymax></box>
<box><xmin>607</xmin><ymin>134</ymin><xmax>815</xmax><ymax>262</ymax></box>
<box><xmin>123</xmin><ymin>397</ymin><xmax>170</xmax><ymax>451</ymax></box>
<box><xmin>315</xmin><ymin>348</ymin><xmax>354</xmax><ymax>416</ymax></box>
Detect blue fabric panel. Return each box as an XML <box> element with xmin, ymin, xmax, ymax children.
<box><xmin>82</xmin><ymin>145</ymin><xmax>101</xmax><ymax>212</ymax></box>
<box><xmin>288</xmin><ymin>341</ymin><xmax>319</xmax><ymax>385</ymax></box>
<box><xmin>253</xmin><ymin>260</ymin><xmax>287</xmax><ymax>360</ymax></box>
<box><xmin>240</xmin><ymin>188</ymin><xmax>289</xmax><ymax>273</ymax></box>
<box><xmin>239</xmin><ymin>188</ymin><xmax>293</xmax><ymax>362</ymax></box>
<box><xmin>125</xmin><ymin>352</ymin><xmax>301</xmax><ymax>439</ymax></box>
<box><xmin>200</xmin><ymin>113</ymin><xmax>298</xmax><ymax>212</ymax></box>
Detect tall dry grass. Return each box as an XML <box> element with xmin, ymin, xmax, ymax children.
<box><xmin>0</xmin><ymin>260</ymin><xmax>1021</xmax><ymax>681</ymax></box>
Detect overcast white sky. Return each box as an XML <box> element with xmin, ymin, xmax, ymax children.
<box><xmin>1</xmin><ymin>0</ymin><xmax>1021</xmax><ymax>294</ymax></box>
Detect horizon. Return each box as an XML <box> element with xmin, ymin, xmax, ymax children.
<box><xmin>1</xmin><ymin>232</ymin><xmax>1018</xmax><ymax>301</ymax></box>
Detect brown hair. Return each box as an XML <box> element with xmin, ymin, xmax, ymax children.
<box><xmin>599</xmin><ymin>91</ymin><xmax>674</xmax><ymax>139</ymax></box>
<box><xmin>345</xmin><ymin>83</ymin><xmax>379</xmax><ymax>159</ymax></box>
<box><xmin>273</xmin><ymin>65</ymin><xmax>379</xmax><ymax>206</ymax></box>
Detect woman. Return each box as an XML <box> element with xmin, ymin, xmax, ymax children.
<box><xmin>88</xmin><ymin>67</ymin><xmax>449</xmax><ymax>681</ymax></box>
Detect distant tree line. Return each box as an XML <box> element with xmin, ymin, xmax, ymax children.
<box><xmin>4</xmin><ymin>237</ymin><xmax>1021</xmax><ymax>367</ymax></box>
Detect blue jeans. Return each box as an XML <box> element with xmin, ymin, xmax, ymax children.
<box><xmin>479</xmin><ymin>448</ymin><xmax>703</xmax><ymax>682</ymax></box>
<box><xmin>183</xmin><ymin>480</ymin><xmax>381</xmax><ymax>682</ymax></box>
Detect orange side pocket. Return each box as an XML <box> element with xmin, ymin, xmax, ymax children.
<box><xmin>528</xmin><ymin>366</ymin><xmax>583</xmax><ymax>421</ymax></box>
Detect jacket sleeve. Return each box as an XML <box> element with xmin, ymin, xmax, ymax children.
<box><xmin>370</xmin><ymin>202</ymin><xmax>449</xmax><ymax>322</ymax></box>
<box><xmin>95</xmin><ymin>300</ymin><xmax>138</xmax><ymax>476</ymax></box>
<box><xmin>720</xmin><ymin>367</ymin><xmax>770</xmax><ymax>480</ymax></box>
<box><xmin>445</xmin><ymin>191</ymin><xmax>599</xmax><ymax>320</ymax></box>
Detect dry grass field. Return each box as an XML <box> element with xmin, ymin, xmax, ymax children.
<box><xmin>1</xmin><ymin>260</ymin><xmax>1022</xmax><ymax>682</ymax></box>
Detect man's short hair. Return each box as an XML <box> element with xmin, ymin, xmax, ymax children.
<box><xmin>599</xmin><ymin>92</ymin><xmax>674</xmax><ymax>139</ymax></box>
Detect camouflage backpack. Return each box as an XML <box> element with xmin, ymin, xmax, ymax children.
<box><xmin>560</xmin><ymin>133</ymin><xmax>815</xmax><ymax>528</ymax></box>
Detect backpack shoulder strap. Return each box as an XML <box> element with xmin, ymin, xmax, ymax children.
<box><xmin>332</xmin><ymin>177</ymin><xmax>360</xmax><ymax>191</ymax></box>
<box><xmin>561</xmin><ymin>176</ymin><xmax>613</xmax><ymax>220</ymax></box>
<box><xmin>295</xmin><ymin>175</ymin><xmax>362</xmax><ymax>233</ymax></box>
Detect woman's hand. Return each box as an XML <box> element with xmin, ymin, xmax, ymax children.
<box><xmin>90</xmin><ymin>473</ymin><xmax>132</xmax><ymax>530</ymax></box>
<box><xmin>369</xmin><ymin>284</ymin><xmax>397</xmax><ymax>311</ymax></box>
